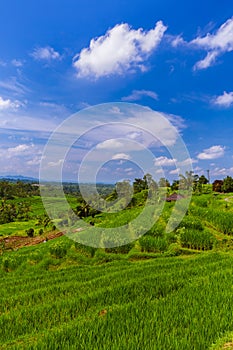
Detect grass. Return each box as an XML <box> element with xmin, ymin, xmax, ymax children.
<box><xmin>0</xmin><ymin>220</ymin><xmax>38</xmax><ymax>237</ymax></box>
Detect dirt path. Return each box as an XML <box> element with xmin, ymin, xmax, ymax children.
<box><xmin>0</xmin><ymin>231</ymin><xmax>64</xmax><ymax>251</ymax></box>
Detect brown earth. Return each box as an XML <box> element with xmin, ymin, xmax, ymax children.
<box><xmin>0</xmin><ymin>231</ymin><xmax>64</xmax><ymax>251</ymax></box>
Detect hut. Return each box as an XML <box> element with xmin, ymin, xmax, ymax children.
<box><xmin>166</xmin><ymin>193</ymin><xmax>184</xmax><ymax>202</ymax></box>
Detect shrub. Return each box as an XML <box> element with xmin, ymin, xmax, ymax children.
<box><xmin>38</xmin><ymin>228</ymin><xmax>43</xmax><ymax>235</ymax></box>
<box><xmin>74</xmin><ymin>242</ymin><xmax>97</xmax><ymax>257</ymax></box>
<box><xmin>2</xmin><ymin>256</ymin><xmax>21</xmax><ymax>272</ymax></box>
<box><xmin>165</xmin><ymin>243</ymin><xmax>182</xmax><ymax>257</ymax></box>
<box><xmin>104</xmin><ymin>242</ymin><xmax>134</xmax><ymax>254</ymax></box>
<box><xmin>49</xmin><ymin>242</ymin><xmax>68</xmax><ymax>258</ymax></box>
<box><xmin>26</xmin><ymin>228</ymin><xmax>34</xmax><ymax>237</ymax></box>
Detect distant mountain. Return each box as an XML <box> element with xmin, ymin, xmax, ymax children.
<box><xmin>0</xmin><ymin>175</ymin><xmax>39</xmax><ymax>182</ymax></box>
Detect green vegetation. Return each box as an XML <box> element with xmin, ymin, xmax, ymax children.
<box><xmin>1</xmin><ymin>176</ymin><xmax>233</xmax><ymax>349</ymax></box>
<box><xmin>0</xmin><ymin>249</ymin><xmax>233</xmax><ymax>349</ymax></box>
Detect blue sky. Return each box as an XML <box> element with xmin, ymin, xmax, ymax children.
<box><xmin>0</xmin><ymin>0</ymin><xmax>233</xmax><ymax>182</ymax></box>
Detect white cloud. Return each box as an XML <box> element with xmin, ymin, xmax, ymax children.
<box><xmin>0</xmin><ymin>143</ymin><xmax>40</xmax><ymax>159</ymax></box>
<box><xmin>125</xmin><ymin>167</ymin><xmax>133</xmax><ymax>172</ymax></box>
<box><xmin>193</xmin><ymin>166</ymin><xmax>202</xmax><ymax>172</ymax></box>
<box><xmin>122</xmin><ymin>89</ymin><xmax>158</xmax><ymax>101</ymax></box>
<box><xmin>0</xmin><ymin>96</ymin><xmax>22</xmax><ymax>110</ymax></box>
<box><xmin>0</xmin><ymin>96</ymin><xmax>11</xmax><ymax>109</ymax></box>
<box><xmin>171</xmin><ymin>35</ymin><xmax>185</xmax><ymax>47</ymax></box>
<box><xmin>213</xmin><ymin>91</ymin><xmax>233</xmax><ymax>108</ymax></box>
<box><xmin>96</xmin><ymin>139</ymin><xmax>124</xmax><ymax>150</ymax></box>
<box><xmin>193</xmin><ymin>51</ymin><xmax>219</xmax><ymax>70</ymax></box>
<box><xmin>73</xmin><ymin>21</ymin><xmax>167</xmax><ymax>78</ymax></box>
<box><xmin>27</xmin><ymin>156</ymin><xmax>42</xmax><ymax>166</ymax></box>
<box><xmin>7</xmin><ymin>144</ymin><xmax>31</xmax><ymax>156</ymax></box>
<box><xmin>0</xmin><ymin>77</ymin><xmax>30</xmax><ymax>95</ymax></box>
<box><xmin>112</xmin><ymin>153</ymin><xmax>131</xmax><ymax>160</ymax></box>
<box><xmin>208</xmin><ymin>166</ymin><xmax>233</xmax><ymax>177</ymax></box>
<box><xmin>211</xmin><ymin>167</ymin><xmax>228</xmax><ymax>176</ymax></box>
<box><xmin>48</xmin><ymin>159</ymin><xmax>63</xmax><ymax>167</ymax></box>
<box><xmin>154</xmin><ymin>156</ymin><xmax>176</xmax><ymax>166</ymax></box>
<box><xmin>191</xmin><ymin>18</ymin><xmax>233</xmax><ymax>70</ymax></box>
<box><xmin>31</xmin><ymin>46</ymin><xmax>61</xmax><ymax>61</ymax></box>
<box><xmin>11</xmin><ymin>59</ymin><xmax>23</xmax><ymax>67</ymax></box>
<box><xmin>197</xmin><ymin>145</ymin><xmax>225</xmax><ymax>160</ymax></box>
<box><xmin>169</xmin><ymin>168</ymin><xmax>180</xmax><ymax>175</ymax></box>
<box><xmin>178</xmin><ymin>158</ymin><xmax>198</xmax><ymax>166</ymax></box>
<box><xmin>155</xmin><ymin>169</ymin><xmax>164</xmax><ymax>174</ymax></box>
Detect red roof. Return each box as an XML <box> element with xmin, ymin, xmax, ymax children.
<box><xmin>166</xmin><ymin>193</ymin><xmax>184</xmax><ymax>201</ymax></box>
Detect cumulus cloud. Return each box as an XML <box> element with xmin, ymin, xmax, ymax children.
<box><xmin>0</xmin><ymin>96</ymin><xmax>11</xmax><ymax>109</ymax></box>
<box><xmin>197</xmin><ymin>145</ymin><xmax>225</xmax><ymax>160</ymax></box>
<box><xmin>213</xmin><ymin>91</ymin><xmax>233</xmax><ymax>108</ymax></box>
<box><xmin>191</xmin><ymin>18</ymin><xmax>233</xmax><ymax>70</ymax></box>
<box><xmin>112</xmin><ymin>153</ymin><xmax>131</xmax><ymax>160</ymax></box>
<box><xmin>73</xmin><ymin>21</ymin><xmax>167</xmax><ymax>78</ymax></box>
<box><xmin>96</xmin><ymin>139</ymin><xmax>124</xmax><ymax>150</ymax></box>
<box><xmin>0</xmin><ymin>96</ymin><xmax>22</xmax><ymax>110</ymax></box>
<box><xmin>31</xmin><ymin>46</ymin><xmax>61</xmax><ymax>61</ymax></box>
<box><xmin>7</xmin><ymin>144</ymin><xmax>31</xmax><ymax>157</ymax></box>
<box><xmin>210</xmin><ymin>167</ymin><xmax>233</xmax><ymax>177</ymax></box>
<box><xmin>178</xmin><ymin>158</ymin><xmax>198</xmax><ymax>166</ymax></box>
<box><xmin>154</xmin><ymin>156</ymin><xmax>176</xmax><ymax>166</ymax></box>
<box><xmin>171</xmin><ymin>35</ymin><xmax>185</xmax><ymax>48</ymax></box>
<box><xmin>169</xmin><ymin>168</ymin><xmax>180</xmax><ymax>175</ymax></box>
<box><xmin>122</xmin><ymin>89</ymin><xmax>158</xmax><ymax>101</ymax></box>
<box><xmin>0</xmin><ymin>143</ymin><xmax>40</xmax><ymax>159</ymax></box>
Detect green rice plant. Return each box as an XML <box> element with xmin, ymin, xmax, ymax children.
<box><xmin>139</xmin><ymin>235</ymin><xmax>168</xmax><ymax>253</ymax></box>
<box><xmin>104</xmin><ymin>241</ymin><xmax>134</xmax><ymax>254</ymax></box>
<box><xmin>191</xmin><ymin>206</ymin><xmax>233</xmax><ymax>235</ymax></box>
<box><xmin>74</xmin><ymin>242</ymin><xmax>97</xmax><ymax>257</ymax></box>
<box><xmin>180</xmin><ymin>229</ymin><xmax>216</xmax><ymax>250</ymax></box>
<box><xmin>49</xmin><ymin>242</ymin><xmax>68</xmax><ymax>259</ymax></box>
<box><xmin>1</xmin><ymin>252</ymin><xmax>233</xmax><ymax>349</ymax></box>
<box><xmin>177</xmin><ymin>215</ymin><xmax>204</xmax><ymax>231</ymax></box>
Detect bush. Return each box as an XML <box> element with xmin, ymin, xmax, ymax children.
<box><xmin>104</xmin><ymin>242</ymin><xmax>134</xmax><ymax>254</ymax></box>
<box><xmin>165</xmin><ymin>243</ymin><xmax>182</xmax><ymax>257</ymax></box>
<box><xmin>2</xmin><ymin>256</ymin><xmax>21</xmax><ymax>272</ymax></box>
<box><xmin>139</xmin><ymin>236</ymin><xmax>168</xmax><ymax>253</ymax></box>
<box><xmin>74</xmin><ymin>242</ymin><xmax>97</xmax><ymax>257</ymax></box>
<box><xmin>49</xmin><ymin>242</ymin><xmax>68</xmax><ymax>258</ymax></box>
<box><xmin>26</xmin><ymin>228</ymin><xmax>34</xmax><ymax>237</ymax></box>
<box><xmin>38</xmin><ymin>228</ymin><xmax>43</xmax><ymax>235</ymax></box>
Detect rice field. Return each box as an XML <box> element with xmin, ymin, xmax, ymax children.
<box><xmin>1</xmin><ymin>192</ymin><xmax>233</xmax><ymax>349</ymax></box>
<box><xmin>0</xmin><ymin>252</ymin><xmax>233</xmax><ymax>349</ymax></box>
